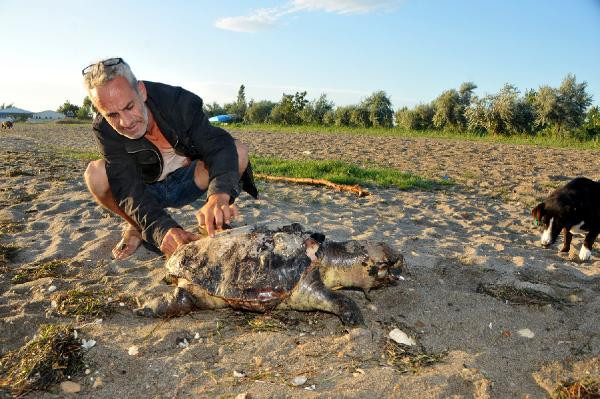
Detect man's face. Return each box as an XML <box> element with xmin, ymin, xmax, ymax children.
<box><xmin>91</xmin><ymin>76</ymin><xmax>148</xmax><ymax>139</ymax></box>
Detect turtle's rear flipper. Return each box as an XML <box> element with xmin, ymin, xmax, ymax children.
<box><xmin>283</xmin><ymin>267</ymin><xmax>364</xmax><ymax>326</ymax></box>
<box><xmin>135</xmin><ymin>287</ymin><xmax>196</xmax><ymax>318</ymax></box>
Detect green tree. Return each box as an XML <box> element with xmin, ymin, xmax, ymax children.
<box><xmin>362</xmin><ymin>91</ymin><xmax>393</xmax><ymax>128</ymax></box>
<box><xmin>459</xmin><ymin>82</ymin><xmax>477</xmax><ymax>107</ymax></box>
<box><xmin>244</xmin><ymin>100</ymin><xmax>276</xmax><ymax>123</ymax></box>
<box><xmin>577</xmin><ymin>106</ymin><xmax>600</xmax><ymax>140</ymax></box>
<box><xmin>57</xmin><ymin>100</ymin><xmax>80</xmax><ymax>117</ymax></box>
<box><xmin>333</xmin><ymin>106</ymin><xmax>354</xmax><ymax>127</ymax></box>
<box><xmin>322</xmin><ymin>110</ymin><xmax>335</xmax><ymax>126</ymax></box>
<box><xmin>432</xmin><ymin>89</ymin><xmax>464</xmax><ymax>130</ymax></box>
<box><xmin>533</xmin><ymin>74</ymin><xmax>592</xmax><ymax>135</ymax></box>
<box><xmin>349</xmin><ymin>106</ymin><xmax>371</xmax><ymax>128</ymax></box>
<box><xmin>76</xmin><ymin>96</ymin><xmax>94</xmax><ymax>120</ymax></box>
<box><xmin>555</xmin><ymin>74</ymin><xmax>592</xmax><ymax>131</ymax></box>
<box><xmin>0</xmin><ymin>103</ymin><xmax>15</xmax><ymax>110</ymax></box>
<box><xmin>432</xmin><ymin>82</ymin><xmax>477</xmax><ymax>131</ymax></box>
<box><xmin>395</xmin><ymin>104</ymin><xmax>435</xmax><ymax>130</ymax></box>
<box><xmin>269</xmin><ymin>92</ymin><xmax>308</xmax><ymax>125</ymax></box>
<box><xmin>203</xmin><ymin>102</ymin><xmax>226</xmax><ymax>117</ymax></box>
<box><xmin>299</xmin><ymin>94</ymin><xmax>334</xmax><ymax>125</ymax></box>
<box><xmin>532</xmin><ymin>85</ymin><xmax>559</xmax><ymax>130</ymax></box>
<box><xmin>226</xmin><ymin>84</ymin><xmax>247</xmax><ymax>120</ymax></box>
<box><xmin>466</xmin><ymin>84</ymin><xmax>534</xmax><ymax>135</ymax></box>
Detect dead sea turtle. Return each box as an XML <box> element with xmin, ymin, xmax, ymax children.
<box><xmin>135</xmin><ymin>221</ymin><xmax>404</xmax><ymax>325</ymax></box>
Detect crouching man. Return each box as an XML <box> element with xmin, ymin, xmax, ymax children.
<box><xmin>82</xmin><ymin>57</ymin><xmax>257</xmax><ymax>259</ymax></box>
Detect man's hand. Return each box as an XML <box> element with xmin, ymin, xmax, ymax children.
<box><xmin>196</xmin><ymin>193</ymin><xmax>239</xmax><ymax>237</ymax></box>
<box><xmin>160</xmin><ymin>227</ymin><xmax>200</xmax><ymax>258</ymax></box>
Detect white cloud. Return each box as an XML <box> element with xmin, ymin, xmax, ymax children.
<box><xmin>215</xmin><ymin>0</ymin><xmax>402</xmax><ymax>32</ymax></box>
<box><xmin>214</xmin><ymin>8</ymin><xmax>284</xmax><ymax>33</ymax></box>
<box><xmin>290</xmin><ymin>0</ymin><xmax>400</xmax><ymax>15</ymax></box>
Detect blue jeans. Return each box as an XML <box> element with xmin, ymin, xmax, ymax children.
<box><xmin>145</xmin><ymin>160</ymin><xmax>206</xmax><ymax>208</ymax></box>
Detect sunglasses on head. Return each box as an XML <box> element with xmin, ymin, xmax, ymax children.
<box><xmin>82</xmin><ymin>57</ymin><xmax>124</xmax><ymax>75</ymax></box>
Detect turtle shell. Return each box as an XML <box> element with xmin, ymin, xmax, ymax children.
<box><xmin>165</xmin><ymin>223</ymin><xmax>314</xmax><ymax>311</ymax></box>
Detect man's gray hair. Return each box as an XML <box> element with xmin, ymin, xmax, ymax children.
<box><xmin>83</xmin><ymin>58</ymin><xmax>138</xmax><ymax>92</ymax></box>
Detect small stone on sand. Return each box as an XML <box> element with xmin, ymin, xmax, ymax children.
<box><xmin>60</xmin><ymin>381</ymin><xmax>81</xmax><ymax>393</ymax></box>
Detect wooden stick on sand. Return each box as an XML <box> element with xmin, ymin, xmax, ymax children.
<box><xmin>255</xmin><ymin>174</ymin><xmax>370</xmax><ymax>197</ymax></box>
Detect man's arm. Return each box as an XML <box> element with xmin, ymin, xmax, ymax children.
<box><xmin>93</xmin><ymin>125</ymin><xmax>181</xmax><ymax>248</ymax></box>
<box><xmin>180</xmin><ymin>94</ymin><xmax>242</xmax><ymax>236</ymax></box>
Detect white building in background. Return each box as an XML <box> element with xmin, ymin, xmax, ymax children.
<box><xmin>0</xmin><ymin>106</ymin><xmax>33</xmax><ymax>122</ymax></box>
<box><xmin>28</xmin><ymin>110</ymin><xmax>66</xmax><ymax>122</ymax></box>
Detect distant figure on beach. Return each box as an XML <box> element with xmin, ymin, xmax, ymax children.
<box><xmin>81</xmin><ymin>57</ymin><xmax>257</xmax><ymax>259</ymax></box>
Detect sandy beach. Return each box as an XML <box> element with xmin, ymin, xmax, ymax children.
<box><xmin>1</xmin><ymin>123</ymin><xmax>599</xmax><ymax>398</ymax></box>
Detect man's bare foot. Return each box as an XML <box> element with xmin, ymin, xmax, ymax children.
<box><xmin>112</xmin><ymin>225</ymin><xmax>143</xmax><ymax>259</ymax></box>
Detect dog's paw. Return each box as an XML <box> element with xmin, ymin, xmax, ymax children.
<box><xmin>579</xmin><ymin>245</ymin><xmax>592</xmax><ymax>261</ymax></box>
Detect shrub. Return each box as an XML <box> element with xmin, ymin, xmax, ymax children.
<box><xmin>244</xmin><ymin>100</ymin><xmax>276</xmax><ymax>124</ymax></box>
<box><xmin>395</xmin><ymin>104</ymin><xmax>434</xmax><ymax>130</ymax></box>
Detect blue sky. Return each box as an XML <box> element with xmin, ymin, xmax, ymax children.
<box><xmin>0</xmin><ymin>0</ymin><xmax>599</xmax><ymax>112</ymax></box>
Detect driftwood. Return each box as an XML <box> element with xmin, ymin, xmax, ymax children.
<box><xmin>255</xmin><ymin>174</ymin><xmax>370</xmax><ymax>197</ymax></box>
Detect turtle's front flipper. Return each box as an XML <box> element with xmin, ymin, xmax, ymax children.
<box><xmin>282</xmin><ymin>267</ymin><xmax>364</xmax><ymax>326</ymax></box>
<box><xmin>135</xmin><ymin>287</ymin><xmax>196</xmax><ymax>318</ymax></box>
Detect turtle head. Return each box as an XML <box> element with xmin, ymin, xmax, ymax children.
<box><xmin>315</xmin><ymin>240</ymin><xmax>405</xmax><ymax>291</ymax></box>
<box><xmin>364</xmin><ymin>242</ymin><xmax>405</xmax><ymax>287</ymax></box>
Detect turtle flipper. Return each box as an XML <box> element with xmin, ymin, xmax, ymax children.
<box><xmin>135</xmin><ymin>287</ymin><xmax>196</xmax><ymax>318</ymax></box>
<box><xmin>283</xmin><ymin>267</ymin><xmax>364</xmax><ymax>326</ymax></box>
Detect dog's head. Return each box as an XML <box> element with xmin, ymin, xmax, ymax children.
<box><xmin>531</xmin><ymin>202</ymin><xmax>564</xmax><ymax>247</ymax></box>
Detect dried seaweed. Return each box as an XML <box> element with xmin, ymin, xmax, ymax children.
<box><xmin>0</xmin><ymin>324</ymin><xmax>84</xmax><ymax>397</ymax></box>
<box><xmin>476</xmin><ymin>283</ymin><xmax>564</xmax><ymax>306</ymax></box>
<box><xmin>553</xmin><ymin>376</ymin><xmax>600</xmax><ymax>399</ymax></box>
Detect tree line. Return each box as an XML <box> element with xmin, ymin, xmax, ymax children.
<box><xmin>204</xmin><ymin>75</ymin><xmax>599</xmax><ymax>140</ymax></box>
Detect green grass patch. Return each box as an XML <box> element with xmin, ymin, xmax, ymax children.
<box><xmin>54</xmin><ymin>119</ymin><xmax>91</xmax><ymax>125</ymax></box>
<box><xmin>11</xmin><ymin>259</ymin><xmax>69</xmax><ymax>285</ymax></box>
<box><xmin>252</xmin><ymin>156</ymin><xmax>447</xmax><ymax>190</ymax></box>
<box><xmin>0</xmin><ymin>324</ymin><xmax>84</xmax><ymax>397</ymax></box>
<box><xmin>230</xmin><ymin>123</ymin><xmax>600</xmax><ymax>150</ymax></box>
<box><xmin>53</xmin><ymin>148</ymin><xmax>100</xmax><ymax>161</ymax></box>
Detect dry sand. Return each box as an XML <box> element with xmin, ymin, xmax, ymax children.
<box><xmin>0</xmin><ymin>123</ymin><xmax>599</xmax><ymax>398</ymax></box>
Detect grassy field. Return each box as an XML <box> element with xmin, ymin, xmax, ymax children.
<box><xmin>227</xmin><ymin>123</ymin><xmax>600</xmax><ymax>150</ymax></box>
<box><xmin>54</xmin><ymin>148</ymin><xmax>446</xmax><ymax>191</ymax></box>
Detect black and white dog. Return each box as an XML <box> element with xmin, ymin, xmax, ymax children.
<box><xmin>531</xmin><ymin>177</ymin><xmax>599</xmax><ymax>261</ymax></box>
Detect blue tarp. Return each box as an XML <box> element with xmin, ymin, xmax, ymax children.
<box><xmin>208</xmin><ymin>114</ymin><xmax>234</xmax><ymax>123</ymax></box>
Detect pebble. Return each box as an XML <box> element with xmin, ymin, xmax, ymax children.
<box><xmin>388</xmin><ymin>328</ymin><xmax>416</xmax><ymax>346</ymax></box>
<box><xmin>233</xmin><ymin>370</ymin><xmax>246</xmax><ymax>378</ymax></box>
<box><xmin>60</xmin><ymin>381</ymin><xmax>81</xmax><ymax>393</ymax></box>
<box><xmin>291</xmin><ymin>376</ymin><xmax>307</xmax><ymax>386</ymax></box>
<box><xmin>235</xmin><ymin>394</ymin><xmax>249</xmax><ymax>399</ymax></box>
<box><xmin>47</xmin><ymin>285</ymin><xmax>57</xmax><ymax>293</ymax></box>
<box><xmin>128</xmin><ymin>345</ymin><xmax>139</xmax><ymax>356</ymax></box>
<box><xmin>518</xmin><ymin>328</ymin><xmax>535</xmax><ymax>338</ymax></box>
<box><xmin>92</xmin><ymin>377</ymin><xmax>103</xmax><ymax>389</ymax></box>
<box><xmin>81</xmin><ymin>339</ymin><xmax>96</xmax><ymax>350</ymax></box>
